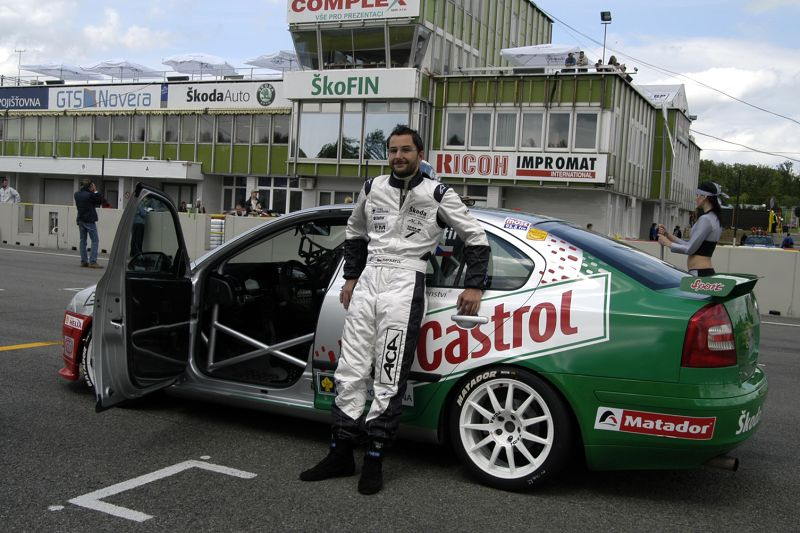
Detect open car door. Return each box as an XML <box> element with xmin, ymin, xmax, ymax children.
<box><xmin>93</xmin><ymin>184</ymin><xmax>192</xmax><ymax>411</ymax></box>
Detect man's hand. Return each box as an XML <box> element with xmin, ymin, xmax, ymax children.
<box><xmin>456</xmin><ymin>288</ymin><xmax>483</xmax><ymax>316</ymax></box>
<box><xmin>339</xmin><ymin>278</ymin><xmax>358</xmax><ymax>310</ymax></box>
<box><xmin>657</xmin><ymin>234</ymin><xmax>672</xmax><ymax>247</ymax></box>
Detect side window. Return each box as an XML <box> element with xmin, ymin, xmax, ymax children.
<box><xmin>128</xmin><ymin>195</ymin><xmax>180</xmax><ymax>274</ymax></box>
<box><xmin>426</xmin><ymin>230</ymin><xmax>534</xmax><ymax>290</ymax></box>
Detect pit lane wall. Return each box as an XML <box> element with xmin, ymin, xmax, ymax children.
<box><xmin>1</xmin><ymin>202</ymin><xmax>798</xmax><ymax>317</ymax></box>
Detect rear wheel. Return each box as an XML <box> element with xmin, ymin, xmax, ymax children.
<box><xmin>449</xmin><ymin>366</ymin><xmax>573</xmax><ymax>490</ymax></box>
<box><xmin>79</xmin><ymin>331</ymin><xmax>95</xmax><ymax>389</ymax></box>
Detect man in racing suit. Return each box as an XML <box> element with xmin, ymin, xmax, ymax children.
<box><xmin>300</xmin><ymin>126</ymin><xmax>490</xmax><ymax>494</ymax></box>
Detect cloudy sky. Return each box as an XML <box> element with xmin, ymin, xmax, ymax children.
<box><xmin>0</xmin><ymin>0</ymin><xmax>797</xmax><ymax>168</ymax></box>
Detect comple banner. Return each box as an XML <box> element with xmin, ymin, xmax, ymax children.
<box><xmin>288</xmin><ymin>0</ymin><xmax>420</xmax><ymax>23</ymax></box>
<box><xmin>430</xmin><ymin>151</ymin><xmax>608</xmax><ymax>184</ymax></box>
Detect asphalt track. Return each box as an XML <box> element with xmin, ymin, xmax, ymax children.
<box><xmin>1</xmin><ymin>244</ymin><xmax>797</xmax><ymax>532</ymax></box>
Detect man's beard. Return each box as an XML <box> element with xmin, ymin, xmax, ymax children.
<box><xmin>393</xmin><ymin>161</ymin><xmax>418</xmax><ymax>178</ymax></box>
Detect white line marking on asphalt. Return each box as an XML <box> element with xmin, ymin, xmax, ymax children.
<box><xmin>62</xmin><ymin>288</ymin><xmax>85</xmax><ymax>292</ymax></box>
<box><xmin>68</xmin><ymin>459</ymin><xmax>257</xmax><ymax>522</ymax></box>
<box><xmin>48</xmin><ymin>505</ymin><xmax>64</xmax><ymax>511</ymax></box>
<box><xmin>761</xmin><ymin>321</ymin><xmax>800</xmax><ymax>328</ymax></box>
<box><xmin>0</xmin><ymin>247</ymin><xmax>107</xmax><ymax>261</ymax></box>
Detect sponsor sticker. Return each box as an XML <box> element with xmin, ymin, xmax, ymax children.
<box><xmin>315</xmin><ymin>371</ymin><xmax>337</xmax><ymax>396</ymax></box>
<box><xmin>735</xmin><ymin>407</ymin><xmax>762</xmax><ymax>435</ymax></box>
<box><xmin>64</xmin><ymin>314</ymin><xmax>84</xmax><ymax>330</ymax></box>
<box><xmin>526</xmin><ymin>228</ymin><xmax>548</xmax><ymax>241</ymax></box>
<box><xmin>595</xmin><ymin>407</ymin><xmax>716</xmax><ymax>440</ymax></box>
<box><xmin>63</xmin><ymin>336</ymin><xmax>74</xmax><ymax>359</ymax></box>
<box><xmin>503</xmin><ymin>217</ymin><xmax>530</xmax><ymax>231</ymax></box>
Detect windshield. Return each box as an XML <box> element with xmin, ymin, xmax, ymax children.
<box><xmin>540</xmin><ymin>221</ymin><xmax>687</xmax><ymax>290</ymax></box>
<box><xmin>745</xmin><ymin>236</ymin><xmax>773</xmax><ymax>246</ymax></box>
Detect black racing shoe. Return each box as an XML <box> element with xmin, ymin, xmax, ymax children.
<box><xmin>357</xmin><ymin>454</ymin><xmax>383</xmax><ymax>495</ymax></box>
<box><xmin>299</xmin><ymin>443</ymin><xmax>355</xmax><ymax>482</ymax></box>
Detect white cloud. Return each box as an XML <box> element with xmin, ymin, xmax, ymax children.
<box><xmin>747</xmin><ymin>0</ymin><xmax>800</xmax><ymax>13</ymax></box>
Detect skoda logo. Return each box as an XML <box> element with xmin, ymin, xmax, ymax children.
<box><xmin>256</xmin><ymin>83</ymin><xmax>276</xmax><ymax>106</ymax></box>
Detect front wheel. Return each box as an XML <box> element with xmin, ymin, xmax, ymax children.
<box><xmin>449</xmin><ymin>367</ymin><xmax>573</xmax><ymax>490</ymax></box>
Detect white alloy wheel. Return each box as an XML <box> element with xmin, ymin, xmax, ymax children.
<box><xmin>451</xmin><ymin>367</ymin><xmax>572</xmax><ymax>490</ymax></box>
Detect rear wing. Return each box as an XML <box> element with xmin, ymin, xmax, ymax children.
<box><xmin>679</xmin><ymin>274</ymin><xmax>759</xmax><ymax>300</ymax></box>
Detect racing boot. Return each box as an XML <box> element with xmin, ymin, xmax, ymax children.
<box><xmin>299</xmin><ymin>436</ymin><xmax>355</xmax><ymax>481</ymax></box>
<box><xmin>357</xmin><ymin>440</ymin><xmax>385</xmax><ymax>495</ymax></box>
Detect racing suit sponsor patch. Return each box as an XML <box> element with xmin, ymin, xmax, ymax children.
<box><xmin>379</xmin><ymin>328</ymin><xmax>405</xmax><ymax>385</ymax></box>
<box><xmin>594</xmin><ymin>407</ymin><xmax>716</xmax><ymax>440</ymax></box>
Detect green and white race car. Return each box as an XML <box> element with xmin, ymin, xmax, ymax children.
<box><xmin>61</xmin><ymin>184</ymin><xmax>766</xmax><ymax>490</ymax></box>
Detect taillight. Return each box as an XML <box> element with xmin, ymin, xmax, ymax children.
<box><xmin>682</xmin><ymin>303</ymin><xmax>737</xmax><ymax>367</ymax></box>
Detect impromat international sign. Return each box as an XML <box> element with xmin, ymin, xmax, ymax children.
<box><xmin>429</xmin><ymin>151</ymin><xmax>609</xmax><ymax>184</ymax></box>
<box><xmin>288</xmin><ymin>0</ymin><xmax>420</xmax><ymax>23</ymax></box>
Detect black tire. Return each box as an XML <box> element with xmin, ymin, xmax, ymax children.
<box><xmin>79</xmin><ymin>330</ymin><xmax>95</xmax><ymax>389</ymax></box>
<box><xmin>449</xmin><ymin>366</ymin><xmax>573</xmax><ymax>490</ymax></box>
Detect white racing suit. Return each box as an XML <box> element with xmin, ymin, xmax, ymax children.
<box><xmin>333</xmin><ymin>172</ymin><xmax>490</xmax><ymax>444</ymax></box>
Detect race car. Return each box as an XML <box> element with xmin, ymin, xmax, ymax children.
<box><xmin>61</xmin><ymin>184</ymin><xmax>767</xmax><ymax>491</ymax></box>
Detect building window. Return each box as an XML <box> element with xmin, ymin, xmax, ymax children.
<box><xmin>162</xmin><ymin>183</ymin><xmax>195</xmax><ymax>206</ymax></box>
<box><xmin>198</xmin><ymin>115</ymin><xmax>214</xmax><ymax>143</ymax></box>
<box><xmin>494</xmin><ymin>112</ymin><xmax>517</xmax><ymax>148</ymax></box>
<box><xmin>217</xmin><ymin>115</ymin><xmax>233</xmax><ymax>144</ymax></box>
<box><xmin>40</xmin><ymin>116</ymin><xmax>55</xmax><ymax>142</ymax></box>
<box><xmin>353</xmin><ymin>27</ymin><xmax>387</xmax><ymax>67</ymax></box>
<box><xmin>445</xmin><ymin>111</ymin><xmax>467</xmax><ymax>146</ymax></box>
<box><xmin>546</xmin><ymin>113</ymin><xmax>570</xmax><ymax>149</ymax></box>
<box><xmin>470</xmin><ymin>112</ymin><xmax>492</xmax><ymax>148</ymax></box>
<box><xmin>94</xmin><ymin>116</ymin><xmax>110</xmax><ymax>142</ymax></box>
<box><xmin>75</xmin><ymin>117</ymin><xmax>91</xmax><ymax>142</ymax></box>
<box><xmin>413</xmin><ymin>26</ymin><xmax>432</xmax><ymax>69</ymax></box>
<box><xmin>164</xmin><ymin>115</ymin><xmax>179</xmax><ymax>143</ymax></box>
<box><xmin>112</xmin><ymin>116</ymin><xmax>130</xmax><ymax>142</ymax></box>
<box><xmin>22</xmin><ymin>116</ymin><xmax>37</xmax><ymax>141</ymax></box>
<box><xmin>268</xmin><ymin>177</ymin><xmax>302</xmax><ymax>214</ymax></box>
<box><xmin>6</xmin><ymin>118</ymin><xmax>20</xmax><ymax>140</ymax></box>
<box><xmin>57</xmin><ymin>116</ymin><xmax>72</xmax><ymax>142</ymax></box>
<box><xmin>574</xmin><ymin>112</ymin><xmax>598</xmax><ymax>150</ymax></box>
<box><xmin>272</xmin><ymin>114</ymin><xmax>290</xmax><ymax>144</ymax></box>
<box><xmin>363</xmin><ymin>101</ymin><xmax>408</xmax><ymax>160</ymax></box>
<box><xmin>445</xmin><ymin>183</ymin><xmax>488</xmax><ymax>207</ymax></box>
<box><xmin>181</xmin><ymin>115</ymin><xmax>197</xmax><ymax>143</ymax></box>
<box><xmin>298</xmin><ymin>102</ymin><xmax>340</xmax><ymax>159</ymax></box>
<box><xmin>222</xmin><ymin>176</ymin><xmax>247</xmax><ymax>211</ymax></box>
<box><xmin>148</xmin><ymin>115</ymin><xmax>163</xmax><ymax>143</ymax></box>
<box><xmin>520</xmin><ymin>112</ymin><xmax>543</xmax><ymax>148</ymax></box>
<box><xmin>389</xmin><ymin>26</ymin><xmax>415</xmax><ymax>67</ymax></box>
<box><xmin>234</xmin><ymin>115</ymin><xmax>251</xmax><ymax>144</ymax></box>
<box><xmin>319</xmin><ymin>190</ymin><xmax>359</xmax><ymax>206</ymax></box>
<box><xmin>321</xmin><ymin>28</ymin><xmax>356</xmax><ymax>68</ymax></box>
<box><xmin>253</xmin><ymin>115</ymin><xmax>270</xmax><ymax>144</ymax></box>
<box><xmin>133</xmin><ymin>115</ymin><xmax>146</xmax><ymax>142</ymax></box>
<box><xmin>293</xmin><ymin>30</ymin><xmax>320</xmax><ymax>70</ymax></box>
<box><xmin>341</xmin><ymin>102</ymin><xmax>362</xmax><ymax>160</ymax></box>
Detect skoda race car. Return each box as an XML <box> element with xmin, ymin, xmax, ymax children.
<box><xmin>60</xmin><ymin>184</ymin><xmax>767</xmax><ymax>491</ymax></box>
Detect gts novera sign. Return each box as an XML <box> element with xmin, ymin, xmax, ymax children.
<box><xmin>284</xmin><ymin>69</ymin><xmax>418</xmax><ymax>100</ymax></box>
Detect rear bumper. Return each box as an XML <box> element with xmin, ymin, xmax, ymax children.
<box><xmin>60</xmin><ymin>311</ymin><xmax>91</xmax><ymax>381</ymax></box>
<box><xmin>550</xmin><ymin>368</ymin><xmax>768</xmax><ymax>470</ymax></box>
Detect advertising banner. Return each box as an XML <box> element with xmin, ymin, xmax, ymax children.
<box><xmin>49</xmin><ymin>84</ymin><xmax>164</xmax><ymax>111</ymax></box>
<box><xmin>166</xmin><ymin>81</ymin><xmax>290</xmax><ymax>110</ymax></box>
<box><xmin>429</xmin><ymin>150</ymin><xmax>608</xmax><ymax>184</ymax></box>
<box><xmin>0</xmin><ymin>87</ymin><xmax>49</xmax><ymax>110</ymax></box>
<box><xmin>284</xmin><ymin>68</ymin><xmax>418</xmax><ymax>100</ymax></box>
<box><xmin>288</xmin><ymin>0</ymin><xmax>420</xmax><ymax>24</ymax></box>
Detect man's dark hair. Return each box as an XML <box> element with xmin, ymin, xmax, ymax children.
<box><xmin>386</xmin><ymin>125</ymin><xmax>424</xmax><ymax>153</ymax></box>
<box><xmin>80</xmin><ymin>178</ymin><xmax>93</xmax><ymax>189</ymax></box>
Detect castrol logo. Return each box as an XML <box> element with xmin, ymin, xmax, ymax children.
<box><xmin>416</xmin><ymin>274</ymin><xmax>610</xmax><ymax>375</ymax></box>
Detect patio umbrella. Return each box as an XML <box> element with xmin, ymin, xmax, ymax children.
<box><xmin>84</xmin><ymin>59</ymin><xmax>163</xmax><ymax>80</ymax></box>
<box><xmin>162</xmin><ymin>53</ymin><xmax>237</xmax><ymax>77</ymax></box>
<box><xmin>20</xmin><ymin>63</ymin><xmax>105</xmax><ymax>81</ymax></box>
<box><xmin>245</xmin><ymin>50</ymin><xmax>300</xmax><ymax>72</ymax></box>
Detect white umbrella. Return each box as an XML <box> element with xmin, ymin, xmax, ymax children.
<box><xmin>85</xmin><ymin>59</ymin><xmax>163</xmax><ymax>80</ymax></box>
<box><xmin>20</xmin><ymin>63</ymin><xmax>105</xmax><ymax>81</ymax></box>
<box><xmin>245</xmin><ymin>50</ymin><xmax>300</xmax><ymax>72</ymax></box>
<box><xmin>162</xmin><ymin>53</ymin><xmax>237</xmax><ymax>77</ymax></box>
<box><xmin>500</xmin><ymin>44</ymin><xmax>581</xmax><ymax>68</ymax></box>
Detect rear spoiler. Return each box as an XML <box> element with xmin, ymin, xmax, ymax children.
<box><xmin>679</xmin><ymin>273</ymin><xmax>759</xmax><ymax>299</ymax></box>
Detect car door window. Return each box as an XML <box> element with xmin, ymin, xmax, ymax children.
<box><xmin>426</xmin><ymin>229</ymin><xmax>534</xmax><ymax>290</ymax></box>
<box><xmin>128</xmin><ymin>195</ymin><xmax>181</xmax><ymax>275</ymax></box>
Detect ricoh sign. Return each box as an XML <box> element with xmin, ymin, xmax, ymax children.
<box><xmin>429</xmin><ymin>151</ymin><xmax>609</xmax><ymax>184</ymax></box>
<box><xmin>288</xmin><ymin>0</ymin><xmax>420</xmax><ymax>23</ymax></box>
<box><xmin>284</xmin><ymin>69</ymin><xmax>418</xmax><ymax>100</ymax></box>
